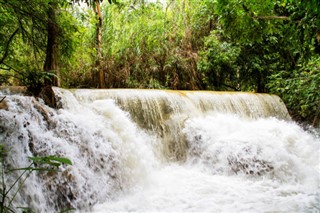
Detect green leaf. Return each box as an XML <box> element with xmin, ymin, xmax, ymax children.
<box><xmin>17</xmin><ymin>207</ymin><xmax>36</xmax><ymax>213</ymax></box>
<box><xmin>47</xmin><ymin>156</ymin><xmax>73</xmax><ymax>166</ymax></box>
<box><xmin>28</xmin><ymin>156</ymin><xmax>72</xmax><ymax>167</ymax></box>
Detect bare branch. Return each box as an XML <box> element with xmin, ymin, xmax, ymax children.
<box><xmin>0</xmin><ymin>28</ymin><xmax>19</xmax><ymax>65</ymax></box>
<box><xmin>254</xmin><ymin>15</ymin><xmax>289</xmax><ymax>20</ymax></box>
<box><xmin>2</xmin><ymin>62</ymin><xmax>25</xmax><ymax>77</ymax></box>
<box><xmin>0</xmin><ymin>96</ymin><xmax>6</xmax><ymax>103</ymax></box>
<box><xmin>242</xmin><ymin>4</ymin><xmax>289</xmax><ymax>21</ymax></box>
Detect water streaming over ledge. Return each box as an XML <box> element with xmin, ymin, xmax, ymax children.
<box><xmin>0</xmin><ymin>87</ymin><xmax>319</xmax><ymax>212</ymax></box>
<box><xmin>61</xmin><ymin>88</ymin><xmax>291</xmax><ymax>161</ymax></box>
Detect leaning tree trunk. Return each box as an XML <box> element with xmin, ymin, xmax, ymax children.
<box><xmin>94</xmin><ymin>0</ymin><xmax>106</xmax><ymax>88</ymax></box>
<box><xmin>44</xmin><ymin>1</ymin><xmax>60</xmax><ymax>87</ymax></box>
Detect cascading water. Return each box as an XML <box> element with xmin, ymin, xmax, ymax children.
<box><xmin>0</xmin><ymin>87</ymin><xmax>319</xmax><ymax>212</ymax></box>
<box><xmin>0</xmin><ymin>88</ymin><xmax>158</xmax><ymax>212</ymax></box>
<box><xmin>67</xmin><ymin>88</ymin><xmax>291</xmax><ymax>161</ymax></box>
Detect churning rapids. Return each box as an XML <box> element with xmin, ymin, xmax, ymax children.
<box><xmin>0</xmin><ymin>87</ymin><xmax>319</xmax><ymax>212</ymax></box>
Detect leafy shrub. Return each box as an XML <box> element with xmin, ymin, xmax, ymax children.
<box><xmin>197</xmin><ymin>32</ymin><xmax>240</xmax><ymax>90</ymax></box>
<box><xmin>268</xmin><ymin>56</ymin><xmax>320</xmax><ymax>126</ymax></box>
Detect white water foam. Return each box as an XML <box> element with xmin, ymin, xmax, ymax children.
<box><xmin>0</xmin><ymin>89</ymin><xmax>319</xmax><ymax>212</ymax></box>
<box><xmin>93</xmin><ymin>113</ymin><xmax>319</xmax><ymax>212</ymax></box>
<box><xmin>0</xmin><ymin>91</ymin><xmax>158</xmax><ymax>212</ymax></box>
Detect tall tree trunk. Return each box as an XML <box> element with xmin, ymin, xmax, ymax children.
<box><xmin>44</xmin><ymin>1</ymin><xmax>60</xmax><ymax>87</ymax></box>
<box><xmin>256</xmin><ymin>71</ymin><xmax>265</xmax><ymax>93</ymax></box>
<box><xmin>94</xmin><ymin>0</ymin><xmax>105</xmax><ymax>88</ymax></box>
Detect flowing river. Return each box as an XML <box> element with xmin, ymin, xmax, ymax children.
<box><xmin>0</xmin><ymin>87</ymin><xmax>319</xmax><ymax>212</ymax></box>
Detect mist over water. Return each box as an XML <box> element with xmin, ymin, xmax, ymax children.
<box><xmin>0</xmin><ymin>88</ymin><xmax>319</xmax><ymax>212</ymax></box>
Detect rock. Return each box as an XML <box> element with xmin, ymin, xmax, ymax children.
<box><xmin>0</xmin><ymin>86</ymin><xmax>27</xmax><ymax>95</ymax></box>
<box><xmin>39</xmin><ymin>86</ymin><xmax>57</xmax><ymax>108</ymax></box>
<box><xmin>0</xmin><ymin>99</ymin><xmax>8</xmax><ymax>110</ymax></box>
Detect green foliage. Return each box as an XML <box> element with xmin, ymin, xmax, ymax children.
<box><xmin>0</xmin><ymin>144</ymin><xmax>72</xmax><ymax>213</ymax></box>
<box><xmin>0</xmin><ymin>0</ymin><xmax>59</xmax><ymax>90</ymax></box>
<box><xmin>197</xmin><ymin>0</ymin><xmax>319</xmax><ymax>122</ymax></box>
<box><xmin>22</xmin><ymin>70</ymin><xmax>56</xmax><ymax>96</ymax></box>
<box><xmin>28</xmin><ymin>156</ymin><xmax>72</xmax><ymax>168</ymax></box>
<box><xmin>58</xmin><ymin>6</ymin><xmax>96</xmax><ymax>88</ymax></box>
<box><xmin>198</xmin><ymin>32</ymin><xmax>240</xmax><ymax>90</ymax></box>
<box><xmin>211</xmin><ymin>0</ymin><xmax>319</xmax><ymax>91</ymax></box>
<box><xmin>268</xmin><ymin>56</ymin><xmax>320</xmax><ymax>124</ymax></box>
<box><xmin>0</xmin><ymin>0</ymin><xmax>95</xmax><ymax>89</ymax></box>
<box><xmin>96</xmin><ymin>0</ymin><xmax>212</xmax><ymax>89</ymax></box>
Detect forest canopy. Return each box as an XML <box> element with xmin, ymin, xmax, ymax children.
<box><xmin>0</xmin><ymin>0</ymin><xmax>319</xmax><ymax>125</ymax></box>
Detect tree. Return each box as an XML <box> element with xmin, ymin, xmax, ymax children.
<box><xmin>200</xmin><ymin>0</ymin><xmax>319</xmax><ymax>93</ymax></box>
<box><xmin>203</xmin><ymin>0</ymin><xmax>320</xmax><ymax>123</ymax></box>
<box><xmin>0</xmin><ymin>0</ymin><xmax>86</xmax><ymax>91</ymax></box>
<box><xmin>44</xmin><ymin>1</ymin><xmax>60</xmax><ymax>87</ymax></box>
<box><xmin>0</xmin><ymin>0</ymin><xmax>48</xmax><ymax>93</ymax></box>
<box><xmin>93</xmin><ymin>0</ymin><xmax>105</xmax><ymax>88</ymax></box>
<box><xmin>0</xmin><ymin>0</ymin><xmax>69</xmax><ymax>92</ymax></box>
<box><xmin>70</xmin><ymin>0</ymin><xmax>118</xmax><ymax>88</ymax></box>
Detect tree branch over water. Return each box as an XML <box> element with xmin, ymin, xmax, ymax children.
<box><xmin>0</xmin><ymin>28</ymin><xmax>19</xmax><ymax>65</ymax></box>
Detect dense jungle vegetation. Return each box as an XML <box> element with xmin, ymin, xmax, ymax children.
<box><xmin>0</xmin><ymin>0</ymin><xmax>319</xmax><ymax>126</ymax></box>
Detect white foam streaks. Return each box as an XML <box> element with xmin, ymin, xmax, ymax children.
<box><xmin>0</xmin><ymin>88</ymin><xmax>318</xmax><ymax>212</ymax></box>
<box><xmin>93</xmin><ymin>113</ymin><xmax>319</xmax><ymax>212</ymax></box>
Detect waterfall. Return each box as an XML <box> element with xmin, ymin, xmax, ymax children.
<box><xmin>61</xmin><ymin>88</ymin><xmax>290</xmax><ymax>161</ymax></box>
<box><xmin>0</xmin><ymin>87</ymin><xmax>319</xmax><ymax>212</ymax></box>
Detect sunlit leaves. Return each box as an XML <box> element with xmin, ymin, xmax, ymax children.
<box><xmin>29</xmin><ymin>156</ymin><xmax>72</xmax><ymax>167</ymax></box>
<box><xmin>198</xmin><ymin>32</ymin><xmax>240</xmax><ymax>90</ymax></box>
<box><xmin>98</xmin><ymin>0</ymin><xmax>205</xmax><ymax>89</ymax></box>
<box><xmin>268</xmin><ymin>56</ymin><xmax>320</xmax><ymax>122</ymax></box>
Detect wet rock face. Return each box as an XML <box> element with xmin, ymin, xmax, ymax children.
<box><xmin>39</xmin><ymin>86</ymin><xmax>58</xmax><ymax>108</ymax></box>
<box><xmin>226</xmin><ymin>145</ymin><xmax>274</xmax><ymax>176</ymax></box>
<box><xmin>0</xmin><ymin>98</ymin><xmax>8</xmax><ymax>110</ymax></box>
<box><xmin>0</xmin><ymin>86</ymin><xmax>58</xmax><ymax>109</ymax></box>
<box><xmin>228</xmin><ymin>155</ymin><xmax>274</xmax><ymax>176</ymax></box>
